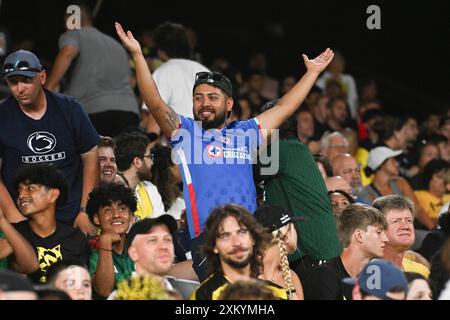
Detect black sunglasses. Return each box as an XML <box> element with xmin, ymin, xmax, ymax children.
<box><xmin>2</xmin><ymin>60</ymin><xmax>42</xmax><ymax>75</ymax></box>
<box><xmin>195</xmin><ymin>72</ymin><xmax>226</xmax><ymax>82</ymax></box>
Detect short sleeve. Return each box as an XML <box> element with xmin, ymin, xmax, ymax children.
<box><xmin>169</xmin><ymin>114</ymin><xmax>191</xmax><ymax>146</ymax></box>
<box><xmin>235</xmin><ymin>118</ymin><xmax>263</xmax><ymax>149</ymax></box>
<box><xmin>59</xmin><ymin>30</ymin><xmax>80</xmax><ymax>49</ymax></box>
<box><xmin>88</xmin><ymin>249</ymin><xmax>99</xmax><ymax>275</ymax></box>
<box><xmin>70</xmin><ymin>98</ymin><xmax>100</xmax><ymax>154</ymax></box>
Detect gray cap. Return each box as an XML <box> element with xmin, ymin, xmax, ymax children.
<box><xmin>2</xmin><ymin>50</ymin><xmax>43</xmax><ymax>79</ymax></box>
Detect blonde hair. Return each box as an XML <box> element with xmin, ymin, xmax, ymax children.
<box><xmin>274</xmin><ymin>229</ymin><xmax>297</xmax><ymax>300</ymax></box>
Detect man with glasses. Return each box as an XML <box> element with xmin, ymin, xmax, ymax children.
<box><xmin>0</xmin><ymin>50</ymin><xmax>100</xmax><ymax>236</ymax></box>
<box><xmin>115</xmin><ymin>22</ymin><xmax>334</xmax><ymax>281</ymax></box>
<box><xmin>114</xmin><ymin>131</ymin><xmax>165</xmax><ymax>221</ymax></box>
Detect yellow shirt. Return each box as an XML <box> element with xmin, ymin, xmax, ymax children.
<box><xmin>355</xmin><ymin>147</ymin><xmax>372</xmax><ymax>187</ymax></box>
<box><xmin>402</xmin><ymin>257</ymin><xmax>430</xmax><ymax>279</ymax></box>
<box><xmin>414</xmin><ymin>190</ymin><xmax>444</xmax><ymax>219</ymax></box>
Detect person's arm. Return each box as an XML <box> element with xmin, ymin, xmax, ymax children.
<box><xmin>92</xmin><ymin>231</ymin><xmax>121</xmax><ymax>298</ymax></box>
<box><xmin>115</xmin><ymin>22</ymin><xmax>179</xmax><ymax>139</ymax></box>
<box><xmin>396</xmin><ymin>178</ymin><xmax>436</xmax><ymax>230</ymax></box>
<box><xmin>0</xmin><ymin>209</ymin><xmax>38</xmax><ymax>273</ymax></box>
<box><xmin>74</xmin><ymin>147</ymin><xmax>98</xmax><ymax>236</ymax></box>
<box><xmin>0</xmin><ymin>159</ymin><xmax>25</xmax><ymax>223</ymax></box>
<box><xmin>256</xmin><ymin>49</ymin><xmax>334</xmax><ymax>140</ymax></box>
<box><xmin>46</xmin><ymin>45</ymin><xmax>79</xmax><ymax>91</ymax></box>
<box><xmin>0</xmin><ymin>239</ymin><xmax>12</xmax><ymax>259</ymax></box>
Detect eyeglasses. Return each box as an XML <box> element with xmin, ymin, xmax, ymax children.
<box><xmin>195</xmin><ymin>71</ymin><xmax>226</xmax><ymax>82</ymax></box>
<box><xmin>143</xmin><ymin>153</ymin><xmax>154</xmax><ymax>161</ymax></box>
<box><xmin>2</xmin><ymin>60</ymin><xmax>42</xmax><ymax>75</ymax></box>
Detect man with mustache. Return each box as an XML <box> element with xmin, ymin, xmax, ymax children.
<box><xmin>304</xmin><ymin>203</ymin><xmax>388</xmax><ymax>300</ymax></box>
<box><xmin>372</xmin><ymin>194</ymin><xmax>430</xmax><ymax>278</ymax></box>
<box><xmin>86</xmin><ymin>182</ymin><xmax>136</xmax><ymax>298</ymax></box>
<box><xmin>191</xmin><ymin>204</ymin><xmax>287</xmax><ymax>300</ymax></box>
<box><xmin>115</xmin><ymin>23</ymin><xmax>334</xmax><ymax>281</ymax></box>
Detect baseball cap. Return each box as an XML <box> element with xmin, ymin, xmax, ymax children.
<box><xmin>253</xmin><ymin>204</ymin><xmax>305</xmax><ymax>233</ymax></box>
<box><xmin>193</xmin><ymin>72</ymin><xmax>233</xmax><ymax>97</ymax></box>
<box><xmin>367</xmin><ymin>146</ymin><xmax>403</xmax><ymax>171</ymax></box>
<box><xmin>2</xmin><ymin>50</ymin><xmax>43</xmax><ymax>79</ymax></box>
<box><xmin>127</xmin><ymin>214</ymin><xmax>177</xmax><ymax>246</ymax></box>
<box><xmin>343</xmin><ymin>259</ymin><xmax>408</xmax><ymax>300</ymax></box>
<box><xmin>0</xmin><ymin>269</ymin><xmax>35</xmax><ymax>292</ymax></box>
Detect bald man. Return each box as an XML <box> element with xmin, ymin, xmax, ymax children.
<box><xmin>325</xmin><ymin>176</ymin><xmax>353</xmax><ymax>196</ymax></box>
<box><xmin>331</xmin><ymin>153</ymin><xmax>362</xmax><ymax>194</ymax></box>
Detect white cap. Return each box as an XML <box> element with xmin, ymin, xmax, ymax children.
<box><xmin>367</xmin><ymin>146</ymin><xmax>403</xmax><ymax>171</ymax></box>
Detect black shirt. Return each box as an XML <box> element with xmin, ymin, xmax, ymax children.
<box><xmin>303</xmin><ymin>256</ymin><xmax>353</xmax><ymax>300</ymax></box>
<box><xmin>10</xmin><ymin>220</ymin><xmax>90</xmax><ymax>283</ymax></box>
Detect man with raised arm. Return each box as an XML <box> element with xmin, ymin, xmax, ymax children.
<box><xmin>115</xmin><ymin>22</ymin><xmax>333</xmax><ymax>280</ymax></box>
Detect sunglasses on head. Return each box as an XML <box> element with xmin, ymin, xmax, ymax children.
<box><xmin>195</xmin><ymin>71</ymin><xmax>226</xmax><ymax>82</ymax></box>
<box><xmin>2</xmin><ymin>60</ymin><xmax>42</xmax><ymax>75</ymax></box>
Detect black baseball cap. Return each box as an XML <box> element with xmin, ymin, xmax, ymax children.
<box><xmin>193</xmin><ymin>71</ymin><xmax>233</xmax><ymax>97</ymax></box>
<box><xmin>0</xmin><ymin>269</ymin><xmax>35</xmax><ymax>292</ymax></box>
<box><xmin>127</xmin><ymin>214</ymin><xmax>177</xmax><ymax>246</ymax></box>
<box><xmin>2</xmin><ymin>50</ymin><xmax>43</xmax><ymax>79</ymax></box>
<box><xmin>253</xmin><ymin>204</ymin><xmax>305</xmax><ymax>233</ymax></box>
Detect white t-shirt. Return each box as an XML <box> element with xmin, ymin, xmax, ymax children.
<box><xmin>316</xmin><ymin>71</ymin><xmax>359</xmax><ymax>119</ymax></box>
<box><xmin>134</xmin><ymin>180</ymin><xmax>166</xmax><ymax>219</ymax></box>
<box><xmin>142</xmin><ymin>59</ymin><xmax>210</xmax><ymax>118</ymax></box>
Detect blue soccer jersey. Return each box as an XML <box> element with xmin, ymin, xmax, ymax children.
<box><xmin>170</xmin><ymin>115</ymin><xmax>263</xmax><ymax>239</ymax></box>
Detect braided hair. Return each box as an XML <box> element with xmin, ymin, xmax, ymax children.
<box><xmin>274</xmin><ymin>229</ymin><xmax>297</xmax><ymax>300</ymax></box>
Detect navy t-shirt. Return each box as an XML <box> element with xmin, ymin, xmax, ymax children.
<box><xmin>0</xmin><ymin>90</ymin><xmax>100</xmax><ymax>223</ymax></box>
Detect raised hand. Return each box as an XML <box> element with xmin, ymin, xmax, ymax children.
<box><xmin>115</xmin><ymin>22</ymin><xmax>142</xmax><ymax>56</ymax></box>
<box><xmin>302</xmin><ymin>48</ymin><xmax>334</xmax><ymax>74</ymax></box>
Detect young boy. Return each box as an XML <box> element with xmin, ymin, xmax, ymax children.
<box><xmin>86</xmin><ymin>182</ymin><xmax>136</xmax><ymax>298</ymax></box>
<box><xmin>9</xmin><ymin>164</ymin><xmax>89</xmax><ymax>283</ymax></box>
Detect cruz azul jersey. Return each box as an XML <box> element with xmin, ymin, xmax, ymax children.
<box><xmin>170</xmin><ymin>115</ymin><xmax>263</xmax><ymax>239</ymax></box>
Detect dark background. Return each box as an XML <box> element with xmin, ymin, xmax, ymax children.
<box><xmin>1</xmin><ymin>0</ymin><xmax>449</xmax><ymax>117</ymax></box>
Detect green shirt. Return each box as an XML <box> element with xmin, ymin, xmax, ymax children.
<box><xmin>263</xmin><ymin>138</ymin><xmax>341</xmax><ymax>260</ymax></box>
<box><xmin>0</xmin><ymin>230</ymin><xmax>6</xmax><ymax>269</ymax></box>
<box><xmin>89</xmin><ymin>245</ymin><xmax>135</xmax><ymax>292</ymax></box>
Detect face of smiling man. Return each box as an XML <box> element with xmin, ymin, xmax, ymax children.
<box><xmin>192</xmin><ymin>84</ymin><xmax>233</xmax><ymax>130</ymax></box>
<box><xmin>98</xmin><ymin>146</ymin><xmax>118</xmax><ymax>183</ymax></box>
<box><xmin>94</xmin><ymin>201</ymin><xmax>132</xmax><ymax>236</ymax></box>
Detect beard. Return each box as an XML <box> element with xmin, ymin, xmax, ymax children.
<box><xmin>137</xmin><ymin>167</ymin><xmax>152</xmax><ymax>181</ymax></box>
<box><xmin>194</xmin><ymin>108</ymin><xmax>228</xmax><ymax>130</ymax></box>
<box><xmin>220</xmin><ymin>247</ymin><xmax>253</xmax><ymax>270</ymax></box>
<box><xmin>222</xmin><ymin>254</ymin><xmax>252</xmax><ymax>269</ymax></box>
